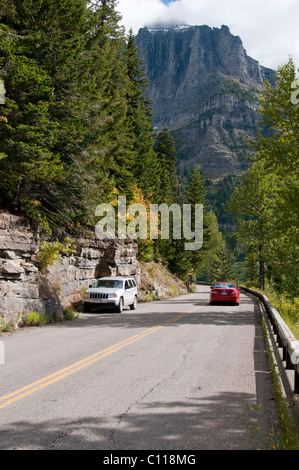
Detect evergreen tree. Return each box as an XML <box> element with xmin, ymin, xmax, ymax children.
<box><xmin>195</xmin><ymin>211</ymin><xmax>223</xmax><ymax>283</ymax></box>
<box><xmin>209</xmin><ymin>240</ymin><xmax>235</xmax><ymax>282</ymax></box>
<box><xmin>0</xmin><ymin>1</ymin><xmax>77</xmax><ymax>228</ymax></box>
<box><xmin>154</xmin><ymin>127</ymin><xmax>179</xmax><ymax>204</ymax></box>
<box><xmin>244</xmin><ymin>251</ymin><xmax>259</xmax><ymax>286</ymax></box>
<box><xmin>185</xmin><ymin>166</ymin><xmax>209</xmax><ymax>269</ymax></box>
<box><xmin>253</xmin><ymin>59</ymin><xmax>299</xmax><ymax>295</ymax></box>
<box><xmin>227</xmin><ymin>160</ymin><xmax>279</xmax><ymax>290</ymax></box>
<box><xmin>84</xmin><ymin>0</ymin><xmax>134</xmax><ymax>200</ymax></box>
<box><xmin>124</xmin><ymin>30</ymin><xmax>160</xmax><ymax>200</ymax></box>
<box><xmin>0</xmin><ymin>0</ymin><xmax>138</xmax><ymax>230</ymax></box>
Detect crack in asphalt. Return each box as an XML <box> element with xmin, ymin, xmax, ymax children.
<box><xmin>108</xmin><ymin>343</ymin><xmax>191</xmax><ymax>448</ymax></box>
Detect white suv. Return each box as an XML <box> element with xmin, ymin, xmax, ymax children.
<box><xmin>83</xmin><ymin>276</ymin><xmax>138</xmax><ymax>313</ymax></box>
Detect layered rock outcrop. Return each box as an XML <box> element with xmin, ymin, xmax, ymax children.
<box><xmin>0</xmin><ymin>211</ymin><xmax>43</xmax><ymax>323</ymax></box>
<box><xmin>0</xmin><ymin>211</ymin><xmax>140</xmax><ymax>324</ymax></box>
<box><xmin>136</xmin><ymin>25</ymin><xmax>275</xmax><ymax>179</ymax></box>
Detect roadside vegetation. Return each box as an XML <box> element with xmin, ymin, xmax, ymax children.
<box><xmin>261</xmin><ymin>315</ymin><xmax>299</xmax><ymax>450</ymax></box>
<box><xmin>225</xmin><ymin>60</ymin><xmax>298</xmax><ymax>338</ymax></box>
<box><xmin>246</xmin><ymin>282</ymin><xmax>299</xmax><ymax>340</ymax></box>
<box><xmin>0</xmin><ymin>308</ymin><xmax>79</xmax><ymax>335</ymax></box>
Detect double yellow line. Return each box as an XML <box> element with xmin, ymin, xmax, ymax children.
<box><xmin>0</xmin><ymin>303</ymin><xmax>206</xmax><ymax>410</ymax></box>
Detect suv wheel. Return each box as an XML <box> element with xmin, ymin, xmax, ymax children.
<box><xmin>116</xmin><ymin>297</ymin><xmax>123</xmax><ymax>313</ymax></box>
<box><xmin>84</xmin><ymin>303</ymin><xmax>91</xmax><ymax>312</ymax></box>
<box><xmin>130</xmin><ymin>296</ymin><xmax>137</xmax><ymax>310</ymax></box>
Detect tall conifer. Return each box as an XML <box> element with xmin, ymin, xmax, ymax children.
<box><xmin>124</xmin><ymin>30</ymin><xmax>160</xmax><ymax>200</ymax></box>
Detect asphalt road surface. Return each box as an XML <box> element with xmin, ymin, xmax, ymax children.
<box><xmin>0</xmin><ymin>285</ymin><xmax>278</xmax><ymax>450</ymax></box>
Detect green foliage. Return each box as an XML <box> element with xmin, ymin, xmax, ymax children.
<box><xmin>0</xmin><ymin>0</ymin><xmax>176</xmax><ymax>237</ymax></box>
<box><xmin>228</xmin><ymin>59</ymin><xmax>299</xmax><ymax>297</ymax></box>
<box><xmin>206</xmin><ymin>174</ymin><xmax>239</xmax><ymax>226</ymax></box>
<box><xmin>124</xmin><ymin>30</ymin><xmax>160</xmax><ymax>200</ymax></box>
<box><xmin>63</xmin><ymin>308</ymin><xmax>79</xmax><ymax>321</ymax></box>
<box><xmin>154</xmin><ymin>127</ymin><xmax>180</xmax><ymax>204</ymax></box>
<box><xmin>23</xmin><ymin>311</ymin><xmax>51</xmax><ymax>326</ymax></box>
<box><xmin>261</xmin><ymin>282</ymin><xmax>299</xmax><ymax>340</ymax></box>
<box><xmin>227</xmin><ymin>160</ymin><xmax>279</xmax><ymax>290</ymax></box>
<box><xmin>209</xmin><ymin>241</ymin><xmax>236</xmax><ymax>282</ymax></box>
<box><xmin>256</xmin><ymin>58</ymin><xmax>299</xmax><ymax>173</ymax></box>
<box><xmin>218</xmin><ymin>78</ymin><xmax>258</xmax><ymax>103</ymax></box>
<box><xmin>0</xmin><ymin>317</ymin><xmax>14</xmax><ymax>333</ymax></box>
<box><xmin>38</xmin><ymin>237</ymin><xmax>76</xmax><ymax>273</ymax></box>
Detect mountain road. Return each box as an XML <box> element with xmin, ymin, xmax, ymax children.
<box><xmin>0</xmin><ymin>285</ymin><xmax>278</xmax><ymax>450</ymax></box>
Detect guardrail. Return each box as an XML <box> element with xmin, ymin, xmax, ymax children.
<box><xmin>240</xmin><ymin>286</ymin><xmax>299</xmax><ymax>395</ymax></box>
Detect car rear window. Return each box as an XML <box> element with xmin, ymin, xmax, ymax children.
<box><xmin>214</xmin><ymin>283</ymin><xmax>236</xmax><ymax>289</ymax></box>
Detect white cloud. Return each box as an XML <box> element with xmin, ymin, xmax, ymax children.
<box><xmin>116</xmin><ymin>0</ymin><xmax>299</xmax><ymax>70</ymax></box>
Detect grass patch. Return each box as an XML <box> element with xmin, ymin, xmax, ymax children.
<box><xmin>63</xmin><ymin>308</ymin><xmax>79</xmax><ymax>321</ymax></box>
<box><xmin>0</xmin><ymin>318</ymin><xmax>14</xmax><ymax>333</ymax></box>
<box><xmin>244</xmin><ymin>283</ymin><xmax>299</xmax><ymax>340</ymax></box>
<box><xmin>23</xmin><ymin>311</ymin><xmax>51</xmax><ymax>327</ymax></box>
<box><xmin>267</xmin><ymin>294</ymin><xmax>299</xmax><ymax>340</ymax></box>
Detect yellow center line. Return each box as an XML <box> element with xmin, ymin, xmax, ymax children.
<box><xmin>0</xmin><ymin>303</ymin><xmax>207</xmax><ymax>409</ymax></box>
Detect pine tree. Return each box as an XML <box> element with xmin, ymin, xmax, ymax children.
<box><xmin>0</xmin><ymin>0</ymin><xmax>137</xmax><ymax>230</ymax></box>
<box><xmin>195</xmin><ymin>211</ymin><xmax>223</xmax><ymax>283</ymax></box>
<box><xmin>185</xmin><ymin>166</ymin><xmax>209</xmax><ymax>269</ymax></box>
<box><xmin>253</xmin><ymin>59</ymin><xmax>299</xmax><ymax>295</ymax></box>
<box><xmin>124</xmin><ymin>30</ymin><xmax>160</xmax><ymax>200</ymax></box>
<box><xmin>84</xmin><ymin>0</ymin><xmax>135</xmax><ymax>201</ymax></box>
<box><xmin>154</xmin><ymin>127</ymin><xmax>179</xmax><ymax>204</ymax></box>
<box><xmin>0</xmin><ymin>0</ymin><xmax>76</xmax><ymax>228</ymax></box>
<box><xmin>209</xmin><ymin>241</ymin><xmax>235</xmax><ymax>282</ymax></box>
<box><xmin>227</xmin><ymin>160</ymin><xmax>279</xmax><ymax>290</ymax></box>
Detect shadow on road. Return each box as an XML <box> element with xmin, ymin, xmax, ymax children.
<box><xmin>0</xmin><ymin>387</ymin><xmax>277</xmax><ymax>450</ymax></box>
<box><xmin>0</xmin><ymin>288</ymin><xmax>279</xmax><ymax>451</ymax></box>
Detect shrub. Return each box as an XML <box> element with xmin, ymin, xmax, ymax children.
<box><xmin>63</xmin><ymin>308</ymin><xmax>79</xmax><ymax>321</ymax></box>
<box><xmin>23</xmin><ymin>311</ymin><xmax>51</xmax><ymax>327</ymax></box>
<box><xmin>0</xmin><ymin>318</ymin><xmax>14</xmax><ymax>333</ymax></box>
<box><xmin>38</xmin><ymin>237</ymin><xmax>76</xmax><ymax>273</ymax></box>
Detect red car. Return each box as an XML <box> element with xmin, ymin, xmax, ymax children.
<box><xmin>210</xmin><ymin>282</ymin><xmax>240</xmax><ymax>306</ymax></box>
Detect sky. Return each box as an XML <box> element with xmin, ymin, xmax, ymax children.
<box><xmin>116</xmin><ymin>0</ymin><xmax>299</xmax><ymax>71</ymax></box>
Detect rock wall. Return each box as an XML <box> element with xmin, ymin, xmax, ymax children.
<box><xmin>0</xmin><ymin>211</ymin><xmax>44</xmax><ymax>324</ymax></box>
<box><xmin>0</xmin><ymin>211</ymin><xmax>140</xmax><ymax>324</ymax></box>
<box><xmin>45</xmin><ymin>237</ymin><xmax>140</xmax><ymax>313</ymax></box>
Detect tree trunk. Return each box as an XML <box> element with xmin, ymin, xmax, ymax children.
<box><xmin>258</xmin><ymin>247</ymin><xmax>265</xmax><ymax>290</ymax></box>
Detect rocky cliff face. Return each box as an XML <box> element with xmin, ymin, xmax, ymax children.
<box><xmin>0</xmin><ymin>211</ymin><xmax>43</xmax><ymax>323</ymax></box>
<box><xmin>136</xmin><ymin>25</ymin><xmax>275</xmax><ymax>179</ymax></box>
<box><xmin>0</xmin><ymin>211</ymin><xmax>140</xmax><ymax>324</ymax></box>
<box><xmin>0</xmin><ymin>211</ymin><xmax>188</xmax><ymax>326</ymax></box>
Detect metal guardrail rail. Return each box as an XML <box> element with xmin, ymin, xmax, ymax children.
<box><xmin>240</xmin><ymin>286</ymin><xmax>299</xmax><ymax>394</ymax></box>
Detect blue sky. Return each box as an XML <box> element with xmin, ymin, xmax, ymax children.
<box><xmin>117</xmin><ymin>0</ymin><xmax>299</xmax><ymax>71</ymax></box>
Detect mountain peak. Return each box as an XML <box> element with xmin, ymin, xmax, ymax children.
<box><xmin>136</xmin><ymin>25</ymin><xmax>275</xmax><ymax>180</ymax></box>
<box><xmin>144</xmin><ymin>24</ymin><xmax>192</xmax><ymax>32</ymax></box>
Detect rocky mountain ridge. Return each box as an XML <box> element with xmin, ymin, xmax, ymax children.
<box><xmin>136</xmin><ymin>24</ymin><xmax>275</xmax><ymax>180</ymax></box>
